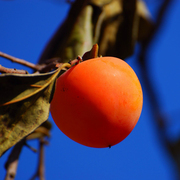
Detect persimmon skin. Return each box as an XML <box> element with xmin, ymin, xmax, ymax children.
<box><xmin>50</xmin><ymin>57</ymin><xmax>143</xmax><ymax>148</ymax></box>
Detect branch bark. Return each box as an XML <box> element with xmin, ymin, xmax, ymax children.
<box><xmin>0</xmin><ymin>51</ymin><xmax>40</xmax><ymax>71</ymax></box>
<box><xmin>0</xmin><ymin>51</ymin><xmax>63</xmax><ymax>73</ymax></box>
<box><xmin>4</xmin><ymin>139</ymin><xmax>26</xmax><ymax>180</ymax></box>
<box><xmin>0</xmin><ymin>65</ymin><xmax>28</xmax><ymax>74</ymax></box>
<box><xmin>30</xmin><ymin>138</ymin><xmax>48</xmax><ymax>180</ymax></box>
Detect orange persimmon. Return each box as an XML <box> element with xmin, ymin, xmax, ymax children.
<box><xmin>50</xmin><ymin>57</ymin><xmax>143</xmax><ymax>148</ymax></box>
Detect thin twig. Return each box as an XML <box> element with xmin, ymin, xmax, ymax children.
<box><xmin>4</xmin><ymin>138</ymin><xmax>26</xmax><ymax>180</ymax></box>
<box><xmin>0</xmin><ymin>51</ymin><xmax>41</xmax><ymax>71</ymax></box>
<box><xmin>24</xmin><ymin>142</ymin><xmax>38</xmax><ymax>153</ymax></box>
<box><xmin>0</xmin><ymin>65</ymin><xmax>28</xmax><ymax>74</ymax></box>
<box><xmin>30</xmin><ymin>138</ymin><xmax>48</xmax><ymax>180</ymax></box>
<box><xmin>0</xmin><ymin>51</ymin><xmax>64</xmax><ymax>73</ymax></box>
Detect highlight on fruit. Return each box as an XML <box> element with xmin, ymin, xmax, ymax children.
<box><xmin>50</xmin><ymin>55</ymin><xmax>143</xmax><ymax>148</ymax></box>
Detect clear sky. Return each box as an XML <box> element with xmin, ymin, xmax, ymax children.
<box><xmin>0</xmin><ymin>1</ymin><xmax>180</xmax><ymax>180</ymax></box>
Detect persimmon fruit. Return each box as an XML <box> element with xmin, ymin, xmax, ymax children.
<box><xmin>50</xmin><ymin>57</ymin><xmax>143</xmax><ymax>148</ymax></box>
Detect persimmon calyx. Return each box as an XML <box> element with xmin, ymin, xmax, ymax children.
<box><xmin>82</xmin><ymin>44</ymin><xmax>99</xmax><ymax>60</ymax></box>
<box><xmin>69</xmin><ymin>56</ymin><xmax>83</xmax><ymax>66</ymax></box>
<box><xmin>68</xmin><ymin>44</ymin><xmax>100</xmax><ymax>67</ymax></box>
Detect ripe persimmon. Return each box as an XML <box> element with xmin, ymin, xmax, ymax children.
<box><xmin>50</xmin><ymin>57</ymin><xmax>143</xmax><ymax>148</ymax></box>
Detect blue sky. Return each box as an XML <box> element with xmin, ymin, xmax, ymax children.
<box><xmin>0</xmin><ymin>1</ymin><xmax>180</xmax><ymax>179</ymax></box>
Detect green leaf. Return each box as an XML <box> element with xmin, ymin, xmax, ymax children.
<box><xmin>61</xmin><ymin>5</ymin><xmax>93</xmax><ymax>62</ymax></box>
<box><xmin>0</xmin><ymin>65</ymin><xmax>67</xmax><ymax>156</ymax></box>
<box><xmin>38</xmin><ymin>0</ymin><xmax>153</xmax><ymax>64</ymax></box>
<box><xmin>38</xmin><ymin>0</ymin><xmax>91</xmax><ymax>64</ymax></box>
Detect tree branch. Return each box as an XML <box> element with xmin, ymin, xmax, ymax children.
<box><xmin>0</xmin><ymin>51</ymin><xmax>40</xmax><ymax>71</ymax></box>
<box><xmin>139</xmin><ymin>0</ymin><xmax>172</xmax><ymax>128</ymax></box>
<box><xmin>0</xmin><ymin>51</ymin><xmax>63</xmax><ymax>73</ymax></box>
<box><xmin>4</xmin><ymin>138</ymin><xmax>26</xmax><ymax>180</ymax></box>
<box><xmin>30</xmin><ymin>138</ymin><xmax>48</xmax><ymax>180</ymax></box>
<box><xmin>0</xmin><ymin>65</ymin><xmax>28</xmax><ymax>74</ymax></box>
<box><xmin>138</xmin><ymin>0</ymin><xmax>180</xmax><ymax>178</ymax></box>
